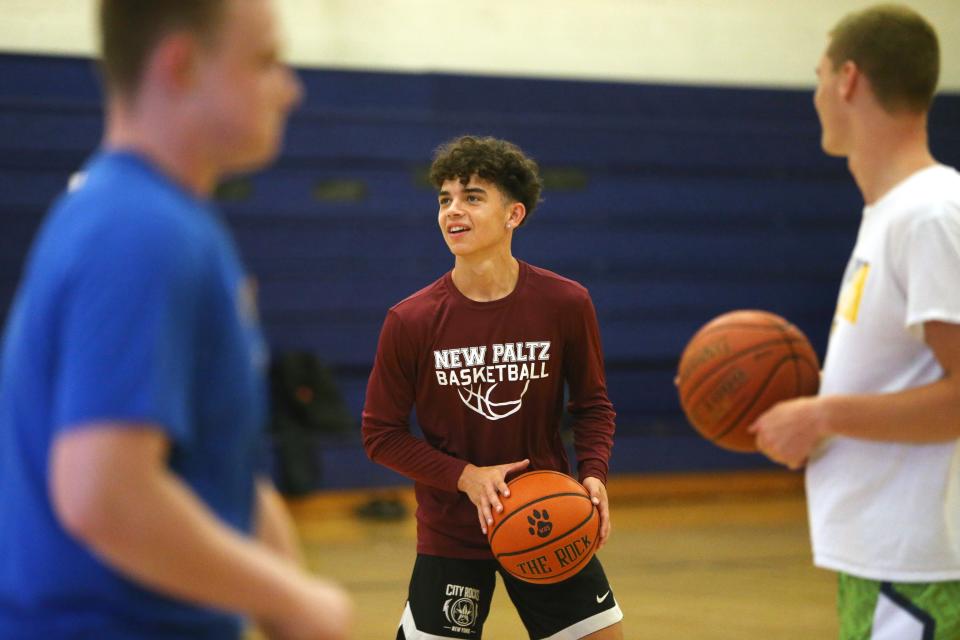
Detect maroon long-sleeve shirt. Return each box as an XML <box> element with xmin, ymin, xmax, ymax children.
<box><xmin>362</xmin><ymin>261</ymin><xmax>616</xmax><ymax>558</ymax></box>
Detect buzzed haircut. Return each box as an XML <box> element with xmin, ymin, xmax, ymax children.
<box><xmin>827</xmin><ymin>4</ymin><xmax>939</xmax><ymax>114</ymax></box>
<box><xmin>430</xmin><ymin>136</ymin><xmax>543</xmax><ymax>226</ymax></box>
<box><xmin>98</xmin><ymin>0</ymin><xmax>227</xmax><ymax>97</ymax></box>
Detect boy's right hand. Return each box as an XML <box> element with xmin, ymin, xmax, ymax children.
<box><xmin>260</xmin><ymin>576</ymin><xmax>354</xmax><ymax>640</ymax></box>
<box><xmin>457</xmin><ymin>459</ymin><xmax>530</xmax><ymax>535</ymax></box>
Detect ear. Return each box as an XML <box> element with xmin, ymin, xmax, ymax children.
<box><xmin>507</xmin><ymin>202</ymin><xmax>527</xmax><ymax>229</ymax></box>
<box><xmin>142</xmin><ymin>32</ymin><xmax>201</xmax><ymax>97</ymax></box>
<box><xmin>837</xmin><ymin>60</ymin><xmax>860</xmax><ymax>102</ymax></box>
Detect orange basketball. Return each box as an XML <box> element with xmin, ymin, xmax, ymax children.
<box><xmin>676</xmin><ymin>310</ymin><xmax>820</xmax><ymax>452</ymax></box>
<box><xmin>487</xmin><ymin>470</ymin><xmax>599</xmax><ymax>585</ymax></box>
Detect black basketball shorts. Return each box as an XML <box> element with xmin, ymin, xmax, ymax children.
<box><xmin>396</xmin><ymin>553</ymin><xmax>623</xmax><ymax>639</ymax></box>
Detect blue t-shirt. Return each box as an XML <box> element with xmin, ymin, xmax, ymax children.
<box><xmin>0</xmin><ymin>151</ymin><xmax>268</xmax><ymax>639</ymax></box>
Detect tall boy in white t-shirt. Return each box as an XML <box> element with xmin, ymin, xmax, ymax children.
<box><xmin>750</xmin><ymin>5</ymin><xmax>960</xmax><ymax>638</ymax></box>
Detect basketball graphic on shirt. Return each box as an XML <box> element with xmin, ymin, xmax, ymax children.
<box><xmin>433</xmin><ymin>341</ymin><xmax>551</xmax><ymax>420</ymax></box>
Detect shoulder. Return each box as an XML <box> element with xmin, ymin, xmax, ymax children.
<box><xmin>523</xmin><ymin>262</ymin><xmax>592</xmax><ymax>306</ymax></box>
<box><xmin>914</xmin><ymin>164</ymin><xmax>960</xmax><ymax>205</ymax></box>
<box><xmin>59</xmin><ymin>162</ymin><xmax>214</xmax><ymax>262</ymax></box>
<box><xmin>389</xmin><ymin>273</ymin><xmax>450</xmax><ymax>320</ymax></box>
<box><xmin>42</xmin><ymin>164</ymin><xmax>218</xmax><ymax>292</ymax></box>
<box><xmin>373</xmin><ymin>275</ymin><xmax>449</xmax><ymax>349</ymax></box>
<box><xmin>924</xmin><ymin>165</ymin><xmax>960</xmax><ymax>216</ymax></box>
<box><xmin>890</xmin><ymin>166</ymin><xmax>960</xmax><ymax>223</ymax></box>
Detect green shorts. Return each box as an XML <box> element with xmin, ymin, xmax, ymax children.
<box><xmin>838</xmin><ymin>573</ymin><xmax>960</xmax><ymax>640</ymax></box>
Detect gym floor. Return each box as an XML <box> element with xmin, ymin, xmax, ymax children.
<box><xmin>274</xmin><ymin>470</ymin><xmax>837</xmax><ymax>639</ymax></box>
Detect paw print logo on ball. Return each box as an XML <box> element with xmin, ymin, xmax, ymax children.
<box><xmin>527</xmin><ymin>509</ymin><xmax>553</xmax><ymax>538</ymax></box>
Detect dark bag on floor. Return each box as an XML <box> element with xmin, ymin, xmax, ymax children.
<box><xmin>268</xmin><ymin>351</ymin><xmax>354</xmax><ymax>495</ymax></box>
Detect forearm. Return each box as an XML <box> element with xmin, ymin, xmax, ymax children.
<box><xmin>67</xmin><ymin>466</ymin><xmax>313</xmax><ymax>622</ymax></box>
<box><xmin>255</xmin><ymin>477</ymin><xmax>303</xmax><ymax>565</ymax></box>
<box><xmin>823</xmin><ymin>376</ymin><xmax>960</xmax><ymax>442</ymax></box>
<box><xmin>569</xmin><ymin>406</ymin><xmax>615</xmax><ymax>483</ymax></box>
<box><xmin>363</xmin><ymin>419</ymin><xmax>467</xmax><ymax>490</ymax></box>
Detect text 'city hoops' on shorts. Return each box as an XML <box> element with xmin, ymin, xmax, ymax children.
<box><xmin>397</xmin><ymin>554</ymin><xmax>623</xmax><ymax>639</ymax></box>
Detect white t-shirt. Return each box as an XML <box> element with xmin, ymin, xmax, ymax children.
<box><xmin>807</xmin><ymin>164</ymin><xmax>960</xmax><ymax>582</ymax></box>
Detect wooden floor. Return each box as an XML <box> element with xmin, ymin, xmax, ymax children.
<box><xmin>282</xmin><ymin>470</ymin><xmax>838</xmax><ymax>639</ymax></box>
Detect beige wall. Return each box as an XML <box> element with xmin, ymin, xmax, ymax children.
<box><xmin>0</xmin><ymin>0</ymin><xmax>957</xmax><ymax>89</ymax></box>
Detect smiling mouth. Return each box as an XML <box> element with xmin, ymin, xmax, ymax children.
<box><xmin>448</xmin><ymin>226</ymin><xmax>470</xmax><ymax>235</ymax></box>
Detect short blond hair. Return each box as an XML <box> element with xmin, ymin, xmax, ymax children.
<box><xmin>827</xmin><ymin>4</ymin><xmax>939</xmax><ymax>113</ymax></box>
<box><xmin>99</xmin><ymin>0</ymin><xmax>227</xmax><ymax>97</ymax></box>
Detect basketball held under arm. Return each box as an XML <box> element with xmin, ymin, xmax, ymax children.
<box><xmin>50</xmin><ymin>424</ymin><xmax>353</xmax><ymax>639</ymax></box>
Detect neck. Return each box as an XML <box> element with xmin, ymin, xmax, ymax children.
<box><xmin>103</xmin><ymin>95</ymin><xmax>220</xmax><ymax>197</ymax></box>
<box><xmin>451</xmin><ymin>253</ymin><xmax>520</xmax><ymax>302</ymax></box>
<box><xmin>846</xmin><ymin>111</ymin><xmax>936</xmax><ymax>205</ymax></box>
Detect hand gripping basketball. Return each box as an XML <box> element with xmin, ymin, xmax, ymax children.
<box><xmin>457</xmin><ymin>459</ymin><xmax>531</xmax><ymax>534</ymax></box>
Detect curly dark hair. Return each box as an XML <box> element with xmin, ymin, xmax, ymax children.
<box><xmin>429</xmin><ymin>136</ymin><xmax>543</xmax><ymax>226</ymax></box>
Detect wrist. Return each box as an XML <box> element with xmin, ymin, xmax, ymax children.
<box><xmin>456</xmin><ymin>463</ymin><xmax>476</xmax><ymax>493</ymax></box>
<box><xmin>578</xmin><ymin>464</ymin><xmax>607</xmax><ymax>485</ymax></box>
<box><xmin>267</xmin><ymin>566</ymin><xmax>317</xmax><ymax>624</ymax></box>
<box><xmin>815</xmin><ymin>395</ymin><xmax>837</xmax><ymax>439</ymax></box>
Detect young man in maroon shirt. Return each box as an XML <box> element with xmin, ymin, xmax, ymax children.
<box><xmin>362</xmin><ymin>135</ymin><xmax>624</xmax><ymax>639</ymax></box>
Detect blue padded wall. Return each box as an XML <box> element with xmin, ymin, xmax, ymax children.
<box><xmin>2</xmin><ymin>53</ymin><xmax>959</xmax><ymax>486</ymax></box>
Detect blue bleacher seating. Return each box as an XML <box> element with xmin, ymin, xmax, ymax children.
<box><xmin>2</xmin><ymin>52</ymin><xmax>959</xmax><ymax>481</ymax></box>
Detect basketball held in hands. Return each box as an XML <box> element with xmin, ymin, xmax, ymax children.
<box><xmin>676</xmin><ymin>310</ymin><xmax>820</xmax><ymax>452</ymax></box>
<box><xmin>487</xmin><ymin>470</ymin><xmax>599</xmax><ymax>584</ymax></box>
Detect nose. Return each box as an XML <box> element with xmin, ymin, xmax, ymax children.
<box><xmin>445</xmin><ymin>198</ymin><xmax>466</xmax><ymax>216</ymax></box>
<box><xmin>284</xmin><ymin>66</ymin><xmax>304</xmax><ymax>111</ymax></box>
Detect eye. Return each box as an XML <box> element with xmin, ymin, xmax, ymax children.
<box><xmin>258</xmin><ymin>50</ymin><xmax>282</xmax><ymax>69</ymax></box>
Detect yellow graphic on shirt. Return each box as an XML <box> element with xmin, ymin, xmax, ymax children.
<box><xmin>836</xmin><ymin>260</ymin><xmax>870</xmax><ymax>325</ymax></box>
